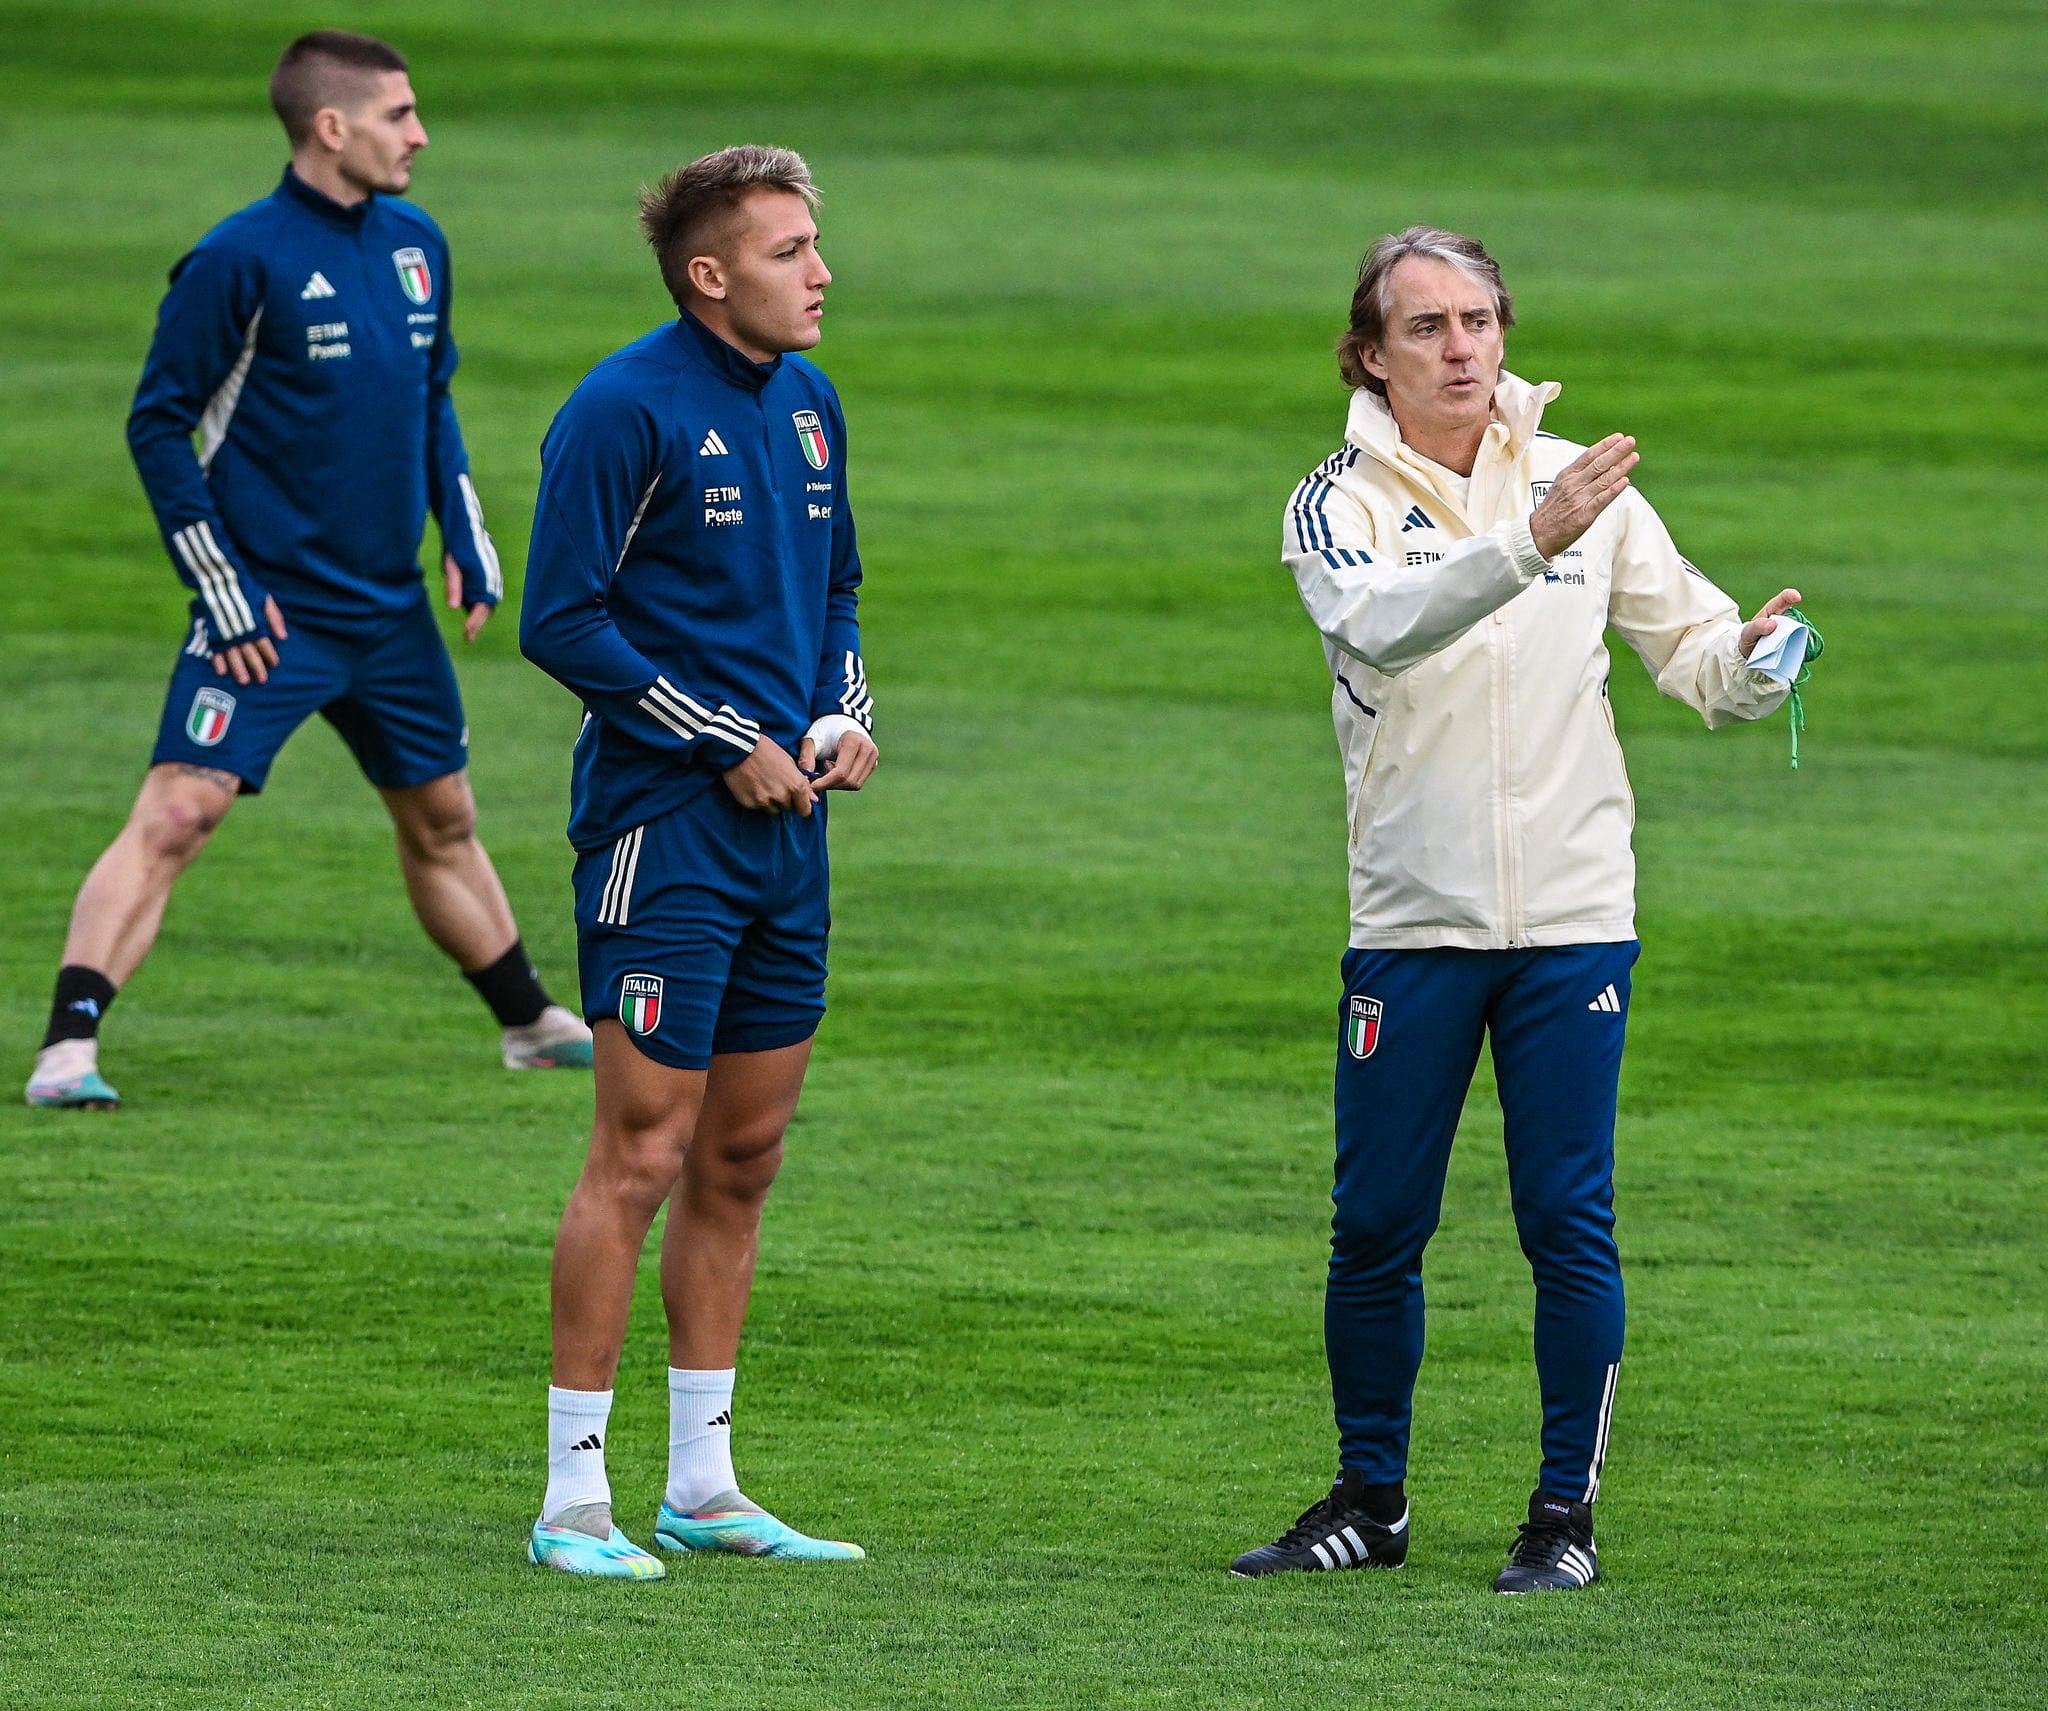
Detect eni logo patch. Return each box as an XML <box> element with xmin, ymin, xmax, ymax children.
<box><xmin>621</xmin><ymin>974</ymin><xmax>663</xmax><ymax>1035</ymax></box>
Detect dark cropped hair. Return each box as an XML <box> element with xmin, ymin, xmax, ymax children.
<box><xmin>1336</xmin><ymin>226</ymin><xmax>1515</xmax><ymax>395</ymax></box>
<box><xmin>638</xmin><ymin>146</ymin><xmax>820</xmax><ymax>308</ymax></box>
<box><xmin>269</xmin><ymin>31</ymin><xmax>408</xmax><ymax>147</ymax></box>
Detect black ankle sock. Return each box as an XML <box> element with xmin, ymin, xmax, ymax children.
<box><xmin>464</xmin><ymin>939</ymin><xmax>550</xmax><ymax>1028</ymax></box>
<box><xmin>44</xmin><ymin>965</ymin><xmax>117</xmax><ymax>1048</ymax></box>
<box><xmin>1339</xmin><ymin>1472</ymin><xmax>1407</xmax><ymax>1526</ymax></box>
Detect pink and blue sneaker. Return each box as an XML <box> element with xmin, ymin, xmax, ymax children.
<box><xmin>25</xmin><ymin>1041</ymin><xmax>121</xmax><ymax>1110</ymax></box>
<box><xmin>528</xmin><ymin>1513</ymin><xmax>665</xmax><ymax>1580</ymax></box>
<box><xmin>654</xmin><ymin>1491</ymin><xmax>865</xmax><ymax>1561</ymax></box>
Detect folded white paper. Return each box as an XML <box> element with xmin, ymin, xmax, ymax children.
<box><xmin>1745</xmin><ymin>618</ymin><xmax>1812</xmax><ymax>684</ymax></box>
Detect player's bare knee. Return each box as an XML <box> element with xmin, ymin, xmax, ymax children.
<box><xmin>390</xmin><ymin>775</ymin><xmax>478</xmax><ymax>861</ymax></box>
<box><xmin>696</xmin><ymin>1120</ymin><xmax>786</xmax><ymax>1199</ymax></box>
<box><xmin>400</xmin><ymin>803</ymin><xmax>477</xmax><ymax>860</ymax></box>
<box><xmin>137</xmin><ymin>788</ymin><xmax>228</xmax><ymax>868</ymax></box>
<box><xmin>590</xmin><ymin>1115</ymin><xmax>692</xmax><ymax>1212</ymax></box>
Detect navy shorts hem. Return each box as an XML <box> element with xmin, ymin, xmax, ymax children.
<box><xmin>590</xmin><ymin>1010</ymin><xmax>821</xmax><ymax>1072</ymax></box>
<box><xmin>148</xmin><ymin>742</ymin><xmax>268</xmax><ymax>794</ymax></box>
<box><xmin>711</xmin><ymin>1013</ymin><xmax>823</xmax><ymax>1059</ymax></box>
<box><xmin>593</xmin><ymin>1015</ymin><xmax>713</xmax><ymax>1073</ymax></box>
<box><xmin>359</xmin><ymin>755</ymin><xmax>469</xmax><ymax>793</ymax></box>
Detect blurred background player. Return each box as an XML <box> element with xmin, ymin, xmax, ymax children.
<box><xmin>519</xmin><ymin>147</ymin><xmax>878</xmax><ymax>1578</ymax></box>
<box><xmin>23</xmin><ymin>31</ymin><xmax>590</xmax><ymax>1110</ymax></box>
<box><xmin>1231</xmin><ymin>227</ymin><xmax>1805</xmax><ymax>1592</ymax></box>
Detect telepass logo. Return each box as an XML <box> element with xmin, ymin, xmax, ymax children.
<box><xmin>1346</xmin><ymin>995</ymin><xmax>1383</xmax><ymax>1060</ymax></box>
<box><xmin>621</xmin><ymin>973</ymin><xmax>663</xmax><ymax>1036</ymax></box>
<box><xmin>792</xmin><ymin>410</ymin><xmax>829</xmax><ymax>471</ymax></box>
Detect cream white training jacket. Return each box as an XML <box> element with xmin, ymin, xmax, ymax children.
<box><xmin>1284</xmin><ymin>372</ymin><xmax>1787</xmax><ymax>950</ymax></box>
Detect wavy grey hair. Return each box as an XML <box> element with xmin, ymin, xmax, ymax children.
<box><xmin>1336</xmin><ymin>226</ymin><xmax>1515</xmax><ymax>395</ymax></box>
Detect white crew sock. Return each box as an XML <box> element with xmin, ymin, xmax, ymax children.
<box><xmin>665</xmin><ymin>1367</ymin><xmax>738</xmax><ymax>1513</ymax></box>
<box><xmin>542</xmin><ymin>1385</ymin><xmax>614</xmax><ymax>1526</ymax></box>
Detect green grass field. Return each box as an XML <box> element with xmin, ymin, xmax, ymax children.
<box><xmin>3</xmin><ymin>1</ymin><xmax>2045</xmax><ymax>1704</ymax></box>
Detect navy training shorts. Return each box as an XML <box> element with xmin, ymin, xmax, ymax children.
<box><xmin>574</xmin><ymin>784</ymin><xmax>829</xmax><ymax>1071</ymax></box>
<box><xmin>152</xmin><ymin>593</ymin><xmax>468</xmax><ymax>794</ymax></box>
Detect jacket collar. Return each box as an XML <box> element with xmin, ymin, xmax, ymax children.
<box><xmin>675</xmin><ymin>308</ymin><xmax>782</xmax><ymax>393</ymax></box>
<box><xmin>1344</xmin><ymin>368</ymin><xmax>1562</xmax><ymax>474</ymax></box>
<box><xmin>277</xmin><ymin>166</ymin><xmax>374</xmax><ymax>228</ymax></box>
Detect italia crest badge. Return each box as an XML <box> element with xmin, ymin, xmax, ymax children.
<box><xmin>792</xmin><ymin>409</ymin><xmax>829</xmax><ymax>471</ymax></box>
<box><xmin>1532</xmin><ymin>479</ymin><xmax>1553</xmax><ymax>505</ymax></box>
<box><xmin>621</xmin><ymin>973</ymin><xmax>663</xmax><ymax>1036</ymax></box>
<box><xmin>186</xmin><ymin>686</ymin><xmax>235</xmax><ymax>747</ymax></box>
<box><xmin>392</xmin><ymin>247</ymin><xmax>432</xmax><ymax>305</ymax></box>
<box><xmin>1346</xmin><ymin>995</ymin><xmax>1383</xmax><ymax>1061</ymax></box>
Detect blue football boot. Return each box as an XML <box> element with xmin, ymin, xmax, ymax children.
<box><xmin>25</xmin><ymin>1042</ymin><xmax>121</xmax><ymax>1110</ymax></box>
<box><xmin>502</xmin><ymin>1006</ymin><xmax>595</xmax><ymax>1070</ymax></box>
<box><xmin>528</xmin><ymin>1512</ymin><xmax>665</xmax><ymax>1580</ymax></box>
<box><xmin>654</xmin><ymin>1491</ymin><xmax>866</xmax><ymax>1561</ymax></box>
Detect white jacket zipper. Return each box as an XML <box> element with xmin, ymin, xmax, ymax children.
<box><xmin>1492</xmin><ymin>607</ymin><xmax>1520</xmax><ymax>947</ymax></box>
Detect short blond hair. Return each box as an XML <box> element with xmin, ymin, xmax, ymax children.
<box><xmin>638</xmin><ymin>146</ymin><xmax>820</xmax><ymax>307</ymax></box>
<box><xmin>1336</xmin><ymin>226</ymin><xmax>1516</xmax><ymax>395</ymax></box>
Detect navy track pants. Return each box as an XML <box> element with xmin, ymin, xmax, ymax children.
<box><xmin>1327</xmin><ymin>941</ymin><xmax>1638</xmax><ymax>1502</ymax></box>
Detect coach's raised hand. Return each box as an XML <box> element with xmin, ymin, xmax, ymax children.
<box><xmin>210</xmin><ymin>596</ymin><xmax>288</xmax><ymax>686</ymax></box>
<box><xmin>1529</xmin><ymin>434</ymin><xmax>1638</xmax><ymax>562</ymax></box>
<box><xmin>725</xmin><ymin>735</ymin><xmax>816</xmax><ymax>816</ymax></box>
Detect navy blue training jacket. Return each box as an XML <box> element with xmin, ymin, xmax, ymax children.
<box><xmin>520</xmin><ymin>311</ymin><xmax>872</xmax><ymax>853</ymax></box>
<box><xmin>127</xmin><ymin>167</ymin><xmax>499</xmax><ymax>644</ymax></box>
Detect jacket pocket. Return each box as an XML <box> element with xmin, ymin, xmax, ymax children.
<box><xmin>1599</xmin><ymin>679</ymin><xmax>1636</xmax><ymax>830</ymax></box>
<box><xmin>1342</xmin><ymin>686</ymin><xmax>1382</xmax><ymax>858</ymax></box>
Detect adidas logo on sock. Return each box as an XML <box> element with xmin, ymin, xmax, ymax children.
<box><xmin>698</xmin><ymin>429</ymin><xmax>729</xmax><ymax>456</ymax></box>
<box><xmin>300</xmin><ymin>271</ymin><xmax>336</xmax><ymax>300</ymax></box>
<box><xmin>707</xmin><ymin>1410</ymin><xmax>731</xmax><ymax>1428</ymax></box>
<box><xmin>569</xmin><ymin>1433</ymin><xmax>603</xmax><ymax>1453</ymax></box>
<box><xmin>1588</xmin><ymin>984</ymin><xmax>1621</xmax><ymax>1013</ymax></box>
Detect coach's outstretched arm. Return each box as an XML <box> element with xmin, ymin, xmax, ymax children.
<box><xmin>519</xmin><ymin>386</ymin><xmax>762</xmax><ymax>769</ymax></box>
<box><xmin>1606</xmin><ymin>492</ymin><xmax>1795</xmax><ymax>729</ymax></box>
<box><xmin>1287</xmin><ymin>434</ymin><xmax>1638</xmax><ymax>676</ymax></box>
<box><xmin>127</xmin><ymin>238</ymin><xmax>286</xmax><ymax>675</ymax></box>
